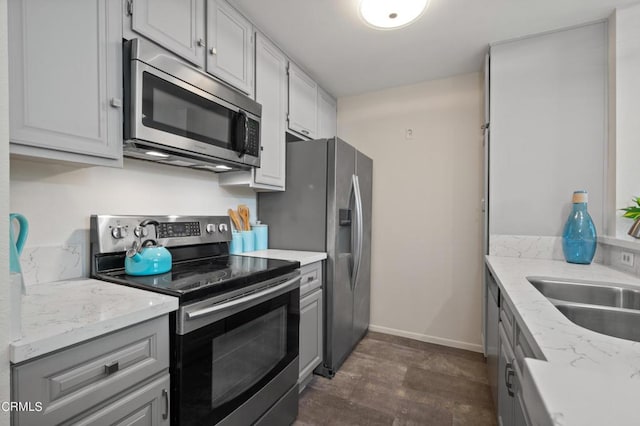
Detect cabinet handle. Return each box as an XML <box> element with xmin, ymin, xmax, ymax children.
<box><xmin>109</xmin><ymin>98</ymin><xmax>122</xmax><ymax>108</ymax></box>
<box><xmin>301</xmin><ymin>129</ymin><xmax>309</xmax><ymax>135</ymax></box>
<box><xmin>209</xmin><ymin>47</ymin><xmax>217</xmax><ymax>55</ymax></box>
<box><xmin>505</xmin><ymin>362</ymin><xmax>515</xmax><ymax>397</ymax></box>
<box><xmin>197</xmin><ymin>38</ymin><xmax>205</xmax><ymax>47</ymax></box>
<box><xmin>162</xmin><ymin>389</ymin><xmax>169</xmax><ymax>420</ymax></box>
<box><xmin>104</xmin><ymin>361</ymin><xmax>119</xmax><ymax>375</ymax></box>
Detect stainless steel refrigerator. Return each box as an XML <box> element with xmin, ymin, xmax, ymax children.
<box><xmin>258</xmin><ymin>137</ymin><xmax>372</xmax><ymax>378</ymax></box>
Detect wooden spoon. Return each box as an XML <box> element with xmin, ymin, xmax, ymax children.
<box><xmin>227</xmin><ymin>209</ymin><xmax>242</xmax><ymax>232</ymax></box>
<box><xmin>238</xmin><ymin>205</ymin><xmax>251</xmax><ymax>231</ymax></box>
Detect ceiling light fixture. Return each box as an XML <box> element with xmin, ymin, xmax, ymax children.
<box><xmin>359</xmin><ymin>0</ymin><xmax>429</xmax><ymax>30</ymax></box>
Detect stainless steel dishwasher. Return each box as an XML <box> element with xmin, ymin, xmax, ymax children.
<box><xmin>485</xmin><ymin>267</ymin><xmax>500</xmax><ymax>409</ymax></box>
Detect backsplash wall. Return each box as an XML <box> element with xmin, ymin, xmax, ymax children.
<box><xmin>10</xmin><ymin>157</ymin><xmax>256</xmax><ymax>283</ymax></box>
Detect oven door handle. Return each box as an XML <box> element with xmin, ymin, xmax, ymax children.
<box><xmin>186</xmin><ymin>276</ymin><xmax>300</xmax><ymax>321</ymax></box>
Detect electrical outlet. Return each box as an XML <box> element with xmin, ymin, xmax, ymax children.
<box><xmin>621</xmin><ymin>251</ymin><xmax>635</xmax><ymax>267</ymax></box>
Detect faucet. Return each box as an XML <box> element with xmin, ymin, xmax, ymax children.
<box><xmin>628</xmin><ymin>217</ymin><xmax>640</xmax><ymax>239</ymax></box>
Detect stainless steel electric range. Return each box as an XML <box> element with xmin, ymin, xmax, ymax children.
<box><xmin>90</xmin><ymin>215</ymin><xmax>300</xmax><ymax>426</ymax></box>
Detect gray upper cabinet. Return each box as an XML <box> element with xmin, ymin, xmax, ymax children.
<box><xmin>206</xmin><ymin>0</ymin><xmax>254</xmax><ymax>97</ymax></box>
<box><xmin>254</xmin><ymin>33</ymin><xmax>287</xmax><ymax>189</ymax></box>
<box><xmin>288</xmin><ymin>62</ymin><xmax>318</xmax><ymax>139</ymax></box>
<box><xmin>317</xmin><ymin>87</ymin><xmax>337</xmax><ymax>139</ymax></box>
<box><xmin>128</xmin><ymin>0</ymin><xmax>206</xmax><ymax>67</ymax></box>
<box><xmin>9</xmin><ymin>0</ymin><xmax>123</xmax><ymax>167</ymax></box>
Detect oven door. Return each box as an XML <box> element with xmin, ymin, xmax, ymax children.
<box><xmin>127</xmin><ymin>54</ymin><xmax>260</xmax><ymax>168</ymax></box>
<box><xmin>175</xmin><ymin>273</ymin><xmax>300</xmax><ymax>426</ymax></box>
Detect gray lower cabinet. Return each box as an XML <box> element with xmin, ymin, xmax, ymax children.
<box><xmin>11</xmin><ymin>316</ymin><xmax>170</xmax><ymax>425</ymax></box>
<box><xmin>8</xmin><ymin>0</ymin><xmax>123</xmax><ymax>167</ymax></box>
<box><xmin>298</xmin><ymin>261</ymin><xmax>323</xmax><ymax>391</ymax></box>
<box><xmin>497</xmin><ymin>295</ymin><xmax>536</xmax><ymax>426</ymax></box>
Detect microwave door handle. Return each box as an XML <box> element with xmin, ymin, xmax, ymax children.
<box><xmin>235</xmin><ymin>111</ymin><xmax>248</xmax><ymax>157</ymax></box>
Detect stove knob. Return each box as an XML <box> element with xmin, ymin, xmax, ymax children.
<box><xmin>218</xmin><ymin>223</ymin><xmax>228</xmax><ymax>232</ymax></box>
<box><xmin>205</xmin><ymin>224</ymin><xmax>217</xmax><ymax>234</ymax></box>
<box><xmin>111</xmin><ymin>226</ymin><xmax>128</xmax><ymax>239</ymax></box>
<box><xmin>133</xmin><ymin>226</ymin><xmax>149</xmax><ymax>238</ymax></box>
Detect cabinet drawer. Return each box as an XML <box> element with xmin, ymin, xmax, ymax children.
<box><xmin>299</xmin><ymin>261</ymin><xmax>323</xmax><ymax>297</ymax></box>
<box><xmin>12</xmin><ymin>316</ymin><xmax>169</xmax><ymax>426</ymax></box>
<box><xmin>69</xmin><ymin>374</ymin><xmax>170</xmax><ymax>426</ymax></box>
<box><xmin>514</xmin><ymin>324</ymin><xmax>544</xmax><ymax>371</ymax></box>
<box><xmin>500</xmin><ymin>295</ymin><xmax>515</xmax><ymax>347</ymax></box>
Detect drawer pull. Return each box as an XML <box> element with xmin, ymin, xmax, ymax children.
<box><xmin>307</xmin><ymin>276</ymin><xmax>314</xmax><ymax>283</ymax></box>
<box><xmin>104</xmin><ymin>361</ymin><xmax>119</xmax><ymax>375</ymax></box>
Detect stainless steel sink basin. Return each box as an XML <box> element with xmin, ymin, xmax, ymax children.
<box><xmin>527</xmin><ymin>277</ymin><xmax>640</xmax><ymax>342</ymax></box>
<box><xmin>556</xmin><ymin>303</ymin><xmax>640</xmax><ymax>342</ymax></box>
<box><xmin>527</xmin><ymin>277</ymin><xmax>640</xmax><ymax>310</ymax></box>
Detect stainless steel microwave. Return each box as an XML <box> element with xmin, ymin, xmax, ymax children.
<box><xmin>123</xmin><ymin>38</ymin><xmax>261</xmax><ymax>172</ymax></box>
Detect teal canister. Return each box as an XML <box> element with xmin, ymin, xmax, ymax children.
<box><xmin>252</xmin><ymin>224</ymin><xmax>268</xmax><ymax>250</ymax></box>
<box><xmin>241</xmin><ymin>230</ymin><xmax>255</xmax><ymax>252</ymax></box>
<box><xmin>229</xmin><ymin>231</ymin><xmax>243</xmax><ymax>254</ymax></box>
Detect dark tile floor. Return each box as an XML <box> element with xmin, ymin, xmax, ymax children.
<box><xmin>295</xmin><ymin>332</ymin><xmax>497</xmax><ymax>426</ymax></box>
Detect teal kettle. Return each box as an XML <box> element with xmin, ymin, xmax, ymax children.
<box><xmin>9</xmin><ymin>213</ymin><xmax>28</xmax><ymax>274</ymax></box>
<box><xmin>125</xmin><ymin>239</ymin><xmax>172</xmax><ymax>276</ymax></box>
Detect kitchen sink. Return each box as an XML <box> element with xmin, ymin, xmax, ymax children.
<box><xmin>556</xmin><ymin>303</ymin><xmax>640</xmax><ymax>342</ymax></box>
<box><xmin>527</xmin><ymin>277</ymin><xmax>640</xmax><ymax>310</ymax></box>
<box><xmin>528</xmin><ymin>277</ymin><xmax>640</xmax><ymax>342</ymax></box>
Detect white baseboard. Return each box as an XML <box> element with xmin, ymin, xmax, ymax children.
<box><xmin>368</xmin><ymin>324</ymin><xmax>484</xmax><ymax>353</ymax></box>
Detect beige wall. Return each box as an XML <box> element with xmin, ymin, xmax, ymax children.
<box><xmin>1</xmin><ymin>0</ymin><xmax>10</xmax><ymax>421</ymax></box>
<box><xmin>338</xmin><ymin>73</ymin><xmax>484</xmax><ymax>351</ymax></box>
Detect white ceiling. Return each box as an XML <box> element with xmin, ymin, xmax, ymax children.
<box><xmin>230</xmin><ymin>0</ymin><xmax>638</xmax><ymax>98</ymax></box>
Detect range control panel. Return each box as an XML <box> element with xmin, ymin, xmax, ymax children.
<box><xmin>90</xmin><ymin>215</ymin><xmax>232</xmax><ymax>255</ymax></box>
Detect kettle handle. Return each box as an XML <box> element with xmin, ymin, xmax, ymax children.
<box><xmin>10</xmin><ymin>213</ymin><xmax>29</xmax><ymax>255</ymax></box>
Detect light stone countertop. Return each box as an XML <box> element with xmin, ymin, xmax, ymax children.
<box><xmin>240</xmin><ymin>249</ymin><xmax>327</xmax><ymax>266</ymax></box>
<box><xmin>11</xmin><ymin>278</ymin><xmax>178</xmax><ymax>364</ymax></box>
<box><xmin>486</xmin><ymin>256</ymin><xmax>640</xmax><ymax>426</ymax></box>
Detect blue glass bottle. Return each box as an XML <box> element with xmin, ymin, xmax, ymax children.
<box><xmin>562</xmin><ymin>190</ymin><xmax>597</xmax><ymax>264</ymax></box>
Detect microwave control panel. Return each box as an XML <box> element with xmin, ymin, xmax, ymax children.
<box><xmin>246</xmin><ymin>119</ymin><xmax>260</xmax><ymax>157</ymax></box>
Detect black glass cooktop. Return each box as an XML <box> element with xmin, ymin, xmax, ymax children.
<box><xmin>97</xmin><ymin>255</ymin><xmax>299</xmax><ymax>303</ymax></box>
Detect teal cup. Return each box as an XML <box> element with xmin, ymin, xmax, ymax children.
<box><xmin>229</xmin><ymin>231</ymin><xmax>243</xmax><ymax>254</ymax></box>
<box><xmin>241</xmin><ymin>230</ymin><xmax>255</xmax><ymax>252</ymax></box>
<box><xmin>252</xmin><ymin>224</ymin><xmax>268</xmax><ymax>250</ymax></box>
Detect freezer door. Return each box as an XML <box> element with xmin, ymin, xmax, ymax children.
<box><xmin>325</xmin><ymin>138</ymin><xmax>356</xmax><ymax>372</ymax></box>
<box><xmin>353</xmin><ymin>150</ymin><xmax>372</xmax><ymax>344</ymax></box>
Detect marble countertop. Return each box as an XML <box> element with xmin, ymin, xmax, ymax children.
<box><xmin>11</xmin><ymin>278</ymin><xmax>178</xmax><ymax>364</ymax></box>
<box><xmin>485</xmin><ymin>256</ymin><xmax>640</xmax><ymax>426</ymax></box>
<box><xmin>240</xmin><ymin>249</ymin><xmax>327</xmax><ymax>266</ymax></box>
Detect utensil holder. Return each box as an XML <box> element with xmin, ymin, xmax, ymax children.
<box><xmin>241</xmin><ymin>230</ymin><xmax>255</xmax><ymax>252</ymax></box>
<box><xmin>252</xmin><ymin>224</ymin><xmax>268</xmax><ymax>250</ymax></box>
<box><xmin>230</xmin><ymin>231</ymin><xmax>243</xmax><ymax>254</ymax></box>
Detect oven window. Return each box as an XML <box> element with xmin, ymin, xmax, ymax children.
<box><xmin>211</xmin><ymin>307</ymin><xmax>286</xmax><ymax>407</ymax></box>
<box><xmin>141</xmin><ymin>72</ymin><xmax>235</xmax><ymax>150</ymax></box>
<box><xmin>176</xmin><ymin>289</ymin><xmax>299</xmax><ymax>426</ymax></box>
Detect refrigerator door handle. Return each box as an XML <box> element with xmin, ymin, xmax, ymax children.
<box><xmin>352</xmin><ymin>174</ymin><xmax>364</xmax><ymax>290</ymax></box>
<box><xmin>349</xmin><ymin>175</ymin><xmax>358</xmax><ymax>290</ymax></box>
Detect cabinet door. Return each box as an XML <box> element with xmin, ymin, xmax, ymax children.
<box><xmin>71</xmin><ymin>374</ymin><xmax>170</xmax><ymax>426</ymax></box>
<box><xmin>129</xmin><ymin>0</ymin><xmax>205</xmax><ymax>67</ymax></box>
<box><xmin>299</xmin><ymin>289</ymin><xmax>323</xmax><ymax>382</ymax></box>
<box><xmin>254</xmin><ymin>33</ymin><xmax>287</xmax><ymax>189</ymax></box>
<box><xmin>9</xmin><ymin>0</ymin><xmax>123</xmax><ymax>167</ymax></box>
<box><xmin>317</xmin><ymin>87</ymin><xmax>337</xmax><ymax>139</ymax></box>
<box><xmin>498</xmin><ymin>324</ymin><xmax>515</xmax><ymax>426</ymax></box>
<box><xmin>206</xmin><ymin>0</ymin><xmax>254</xmax><ymax>97</ymax></box>
<box><xmin>288</xmin><ymin>63</ymin><xmax>317</xmax><ymax>139</ymax></box>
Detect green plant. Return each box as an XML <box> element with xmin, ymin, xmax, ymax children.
<box><xmin>621</xmin><ymin>197</ymin><xmax>640</xmax><ymax>220</ymax></box>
